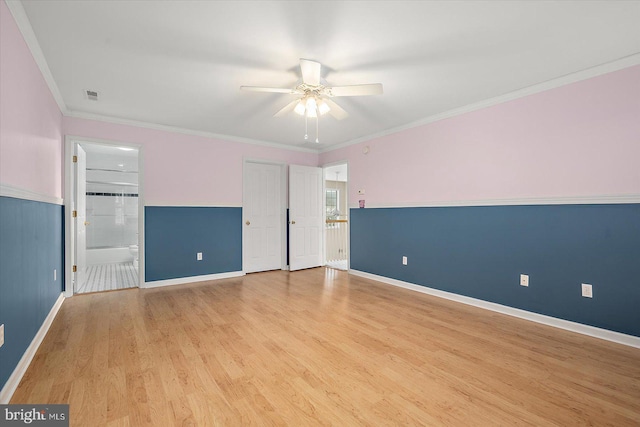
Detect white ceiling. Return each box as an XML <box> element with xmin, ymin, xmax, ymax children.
<box><xmin>324</xmin><ymin>164</ymin><xmax>348</xmax><ymax>182</ymax></box>
<box><xmin>19</xmin><ymin>1</ymin><xmax>640</xmax><ymax>151</ymax></box>
<box><xmin>80</xmin><ymin>142</ymin><xmax>139</xmax><ymax>172</ymax></box>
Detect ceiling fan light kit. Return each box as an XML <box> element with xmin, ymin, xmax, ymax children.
<box><xmin>241</xmin><ymin>58</ymin><xmax>383</xmax><ymax>143</ymax></box>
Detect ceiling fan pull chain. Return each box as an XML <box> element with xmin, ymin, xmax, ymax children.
<box><xmin>304</xmin><ymin>115</ymin><xmax>308</xmax><ymax>140</ymax></box>
<box><xmin>315</xmin><ymin>117</ymin><xmax>319</xmax><ymax>143</ymax></box>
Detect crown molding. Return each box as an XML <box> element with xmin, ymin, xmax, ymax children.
<box><xmin>5</xmin><ymin>0</ymin><xmax>68</xmax><ymax>115</ymax></box>
<box><xmin>64</xmin><ymin>110</ymin><xmax>319</xmax><ymax>154</ymax></box>
<box><xmin>321</xmin><ymin>53</ymin><xmax>640</xmax><ymax>153</ymax></box>
<box><xmin>9</xmin><ymin>0</ymin><xmax>638</xmax><ymax>156</ymax></box>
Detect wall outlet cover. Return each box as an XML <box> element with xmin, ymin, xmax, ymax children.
<box><xmin>402</xmin><ymin>256</ymin><xmax>408</xmax><ymax>265</ymax></box>
<box><xmin>0</xmin><ymin>324</ymin><xmax>4</xmax><ymax>348</ymax></box>
<box><xmin>520</xmin><ymin>274</ymin><xmax>529</xmax><ymax>287</ymax></box>
<box><xmin>582</xmin><ymin>283</ymin><xmax>593</xmax><ymax>298</ymax></box>
<box><xmin>197</xmin><ymin>252</ymin><xmax>203</xmax><ymax>261</ymax></box>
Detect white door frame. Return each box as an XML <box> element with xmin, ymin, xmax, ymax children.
<box><xmin>242</xmin><ymin>158</ymin><xmax>288</xmax><ymax>273</ymax></box>
<box><xmin>322</xmin><ymin>160</ymin><xmax>350</xmax><ymax>270</ymax></box>
<box><xmin>63</xmin><ymin>135</ymin><xmax>145</xmax><ymax>296</ymax></box>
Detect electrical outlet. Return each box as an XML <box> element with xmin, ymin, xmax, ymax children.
<box><xmin>0</xmin><ymin>324</ymin><xmax>4</xmax><ymax>348</ymax></box>
<box><xmin>358</xmin><ymin>189</ymin><xmax>365</xmax><ymax>195</ymax></box>
<box><xmin>581</xmin><ymin>283</ymin><xmax>593</xmax><ymax>298</ymax></box>
<box><xmin>520</xmin><ymin>274</ymin><xmax>529</xmax><ymax>287</ymax></box>
<box><xmin>402</xmin><ymin>256</ymin><xmax>408</xmax><ymax>265</ymax></box>
<box><xmin>197</xmin><ymin>252</ymin><xmax>203</xmax><ymax>261</ymax></box>
<box><xmin>54</xmin><ymin>269</ymin><xmax>57</xmax><ymax>281</ymax></box>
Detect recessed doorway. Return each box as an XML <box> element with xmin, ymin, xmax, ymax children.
<box><xmin>65</xmin><ymin>138</ymin><xmax>143</xmax><ymax>295</ymax></box>
<box><xmin>324</xmin><ymin>163</ymin><xmax>348</xmax><ymax>270</ymax></box>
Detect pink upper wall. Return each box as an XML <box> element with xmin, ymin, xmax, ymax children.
<box><xmin>63</xmin><ymin>117</ymin><xmax>318</xmax><ymax>206</ymax></box>
<box><xmin>0</xmin><ymin>0</ymin><xmax>63</xmax><ymax>199</ymax></box>
<box><xmin>321</xmin><ymin>65</ymin><xmax>640</xmax><ymax>207</ymax></box>
<box><xmin>4</xmin><ymin>0</ymin><xmax>637</xmax><ymax>208</ymax></box>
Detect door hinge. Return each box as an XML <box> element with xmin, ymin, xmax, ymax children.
<box><xmin>72</xmin><ymin>265</ymin><xmax>77</xmax><ymax>273</ymax></box>
<box><xmin>73</xmin><ymin>155</ymin><xmax>77</xmax><ymax>163</ymax></box>
<box><xmin>72</xmin><ymin>210</ymin><xmax>77</xmax><ymax>217</ymax></box>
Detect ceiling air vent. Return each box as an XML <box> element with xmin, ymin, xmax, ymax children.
<box><xmin>85</xmin><ymin>90</ymin><xmax>99</xmax><ymax>101</ymax></box>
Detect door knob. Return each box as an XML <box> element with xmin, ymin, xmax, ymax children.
<box><xmin>290</xmin><ymin>220</ymin><xmax>296</xmax><ymax>224</ymax></box>
<box><xmin>245</xmin><ymin>220</ymin><xmax>250</xmax><ymax>225</ymax></box>
<box><xmin>84</xmin><ymin>221</ymin><xmax>90</xmax><ymax>226</ymax></box>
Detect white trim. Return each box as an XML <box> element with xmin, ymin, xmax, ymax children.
<box><xmin>142</xmin><ymin>271</ymin><xmax>244</xmax><ymax>289</ymax></box>
<box><xmin>63</xmin><ymin>135</ymin><xmax>142</xmax><ymax>150</ymax></box>
<box><xmin>63</xmin><ymin>138</ymin><xmax>74</xmax><ymax>297</ymax></box>
<box><xmin>348</xmin><ymin>194</ymin><xmax>640</xmax><ymax>209</ymax></box>
<box><xmin>65</xmin><ymin>110</ymin><xmax>318</xmax><ymax>154</ymax></box>
<box><xmin>322</xmin><ymin>54</ymin><xmax>640</xmax><ymax>153</ymax></box>
<box><xmin>137</xmin><ymin>144</ymin><xmax>146</xmax><ymax>287</ymax></box>
<box><xmin>0</xmin><ymin>183</ymin><xmax>63</xmax><ymax>205</ymax></box>
<box><xmin>349</xmin><ymin>270</ymin><xmax>640</xmax><ymax>349</ymax></box>
<box><xmin>0</xmin><ymin>293</ymin><xmax>65</xmax><ymax>404</ymax></box>
<box><xmin>5</xmin><ymin>1</ymin><xmax>68</xmax><ymax>115</ymax></box>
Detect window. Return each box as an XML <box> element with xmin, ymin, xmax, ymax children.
<box><xmin>326</xmin><ymin>189</ymin><xmax>339</xmax><ymax>217</ymax></box>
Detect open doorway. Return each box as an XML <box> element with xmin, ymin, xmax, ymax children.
<box><xmin>324</xmin><ymin>163</ymin><xmax>348</xmax><ymax>270</ymax></box>
<box><xmin>66</xmin><ymin>140</ymin><xmax>142</xmax><ymax>294</ymax></box>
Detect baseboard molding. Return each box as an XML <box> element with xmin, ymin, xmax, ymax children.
<box><xmin>0</xmin><ymin>293</ymin><xmax>65</xmax><ymax>404</ymax></box>
<box><xmin>142</xmin><ymin>271</ymin><xmax>244</xmax><ymax>289</ymax></box>
<box><xmin>349</xmin><ymin>270</ymin><xmax>640</xmax><ymax>349</ymax></box>
<box><xmin>0</xmin><ymin>184</ymin><xmax>64</xmax><ymax>206</ymax></box>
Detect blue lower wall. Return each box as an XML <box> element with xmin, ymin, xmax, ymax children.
<box><xmin>351</xmin><ymin>204</ymin><xmax>640</xmax><ymax>337</ymax></box>
<box><xmin>145</xmin><ymin>206</ymin><xmax>242</xmax><ymax>281</ymax></box>
<box><xmin>0</xmin><ymin>196</ymin><xmax>63</xmax><ymax>390</ymax></box>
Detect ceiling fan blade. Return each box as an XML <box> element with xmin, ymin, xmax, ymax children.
<box><xmin>274</xmin><ymin>99</ymin><xmax>300</xmax><ymax>117</ymax></box>
<box><xmin>300</xmin><ymin>59</ymin><xmax>321</xmax><ymax>86</ymax></box>
<box><xmin>323</xmin><ymin>98</ymin><xmax>349</xmax><ymax>120</ymax></box>
<box><xmin>328</xmin><ymin>83</ymin><xmax>383</xmax><ymax>97</ymax></box>
<box><xmin>240</xmin><ymin>86</ymin><xmax>298</xmax><ymax>94</ymax></box>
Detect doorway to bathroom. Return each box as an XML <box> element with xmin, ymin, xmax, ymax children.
<box><xmin>66</xmin><ymin>140</ymin><xmax>142</xmax><ymax>294</ymax></box>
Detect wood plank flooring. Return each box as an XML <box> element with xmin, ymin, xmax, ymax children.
<box><xmin>11</xmin><ymin>268</ymin><xmax>640</xmax><ymax>426</ymax></box>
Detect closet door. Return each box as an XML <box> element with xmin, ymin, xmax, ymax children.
<box><xmin>289</xmin><ymin>165</ymin><xmax>323</xmax><ymax>271</ymax></box>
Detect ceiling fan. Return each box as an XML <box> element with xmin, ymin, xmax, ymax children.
<box><xmin>240</xmin><ymin>59</ymin><xmax>383</xmax><ymax>142</ymax></box>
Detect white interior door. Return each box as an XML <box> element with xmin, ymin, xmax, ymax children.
<box><xmin>289</xmin><ymin>164</ymin><xmax>323</xmax><ymax>271</ymax></box>
<box><xmin>243</xmin><ymin>162</ymin><xmax>283</xmax><ymax>273</ymax></box>
<box><xmin>74</xmin><ymin>145</ymin><xmax>87</xmax><ymax>292</ymax></box>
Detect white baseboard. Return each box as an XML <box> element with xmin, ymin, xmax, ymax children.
<box><xmin>0</xmin><ymin>293</ymin><xmax>65</xmax><ymax>404</ymax></box>
<box><xmin>349</xmin><ymin>270</ymin><xmax>640</xmax><ymax>349</ymax></box>
<box><xmin>142</xmin><ymin>271</ymin><xmax>244</xmax><ymax>289</ymax></box>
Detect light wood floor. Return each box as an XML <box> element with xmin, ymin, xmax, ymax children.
<box><xmin>12</xmin><ymin>268</ymin><xmax>640</xmax><ymax>426</ymax></box>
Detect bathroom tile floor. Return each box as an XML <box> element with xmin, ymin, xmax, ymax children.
<box><xmin>77</xmin><ymin>262</ymin><xmax>138</xmax><ymax>293</ymax></box>
<box><xmin>326</xmin><ymin>259</ymin><xmax>348</xmax><ymax>270</ymax></box>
